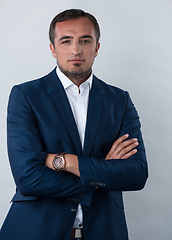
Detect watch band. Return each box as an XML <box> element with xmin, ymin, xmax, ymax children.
<box><xmin>52</xmin><ymin>152</ymin><xmax>66</xmax><ymax>171</ymax></box>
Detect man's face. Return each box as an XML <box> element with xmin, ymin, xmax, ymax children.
<box><xmin>50</xmin><ymin>17</ymin><xmax>100</xmax><ymax>85</ymax></box>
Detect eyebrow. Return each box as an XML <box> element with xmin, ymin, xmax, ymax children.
<box><xmin>59</xmin><ymin>35</ymin><xmax>93</xmax><ymax>42</ymax></box>
<box><xmin>59</xmin><ymin>36</ymin><xmax>72</xmax><ymax>42</ymax></box>
<box><xmin>80</xmin><ymin>35</ymin><xmax>93</xmax><ymax>40</ymax></box>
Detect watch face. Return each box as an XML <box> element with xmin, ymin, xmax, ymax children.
<box><xmin>53</xmin><ymin>155</ymin><xmax>65</xmax><ymax>171</ymax></box>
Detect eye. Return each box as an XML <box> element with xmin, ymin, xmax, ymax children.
<box><xmin>80</xmin><ymin>39</ymin><xmax>91</xmax><ymax>44</ymax></box>
<box><xmin>61</xmin><ymin>40</ymin><xmax>71</xmax><ymax>44</ymax></box>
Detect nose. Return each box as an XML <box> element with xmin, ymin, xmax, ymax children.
<box><xmin>71</xmin><ymin>42</ymin><xmax>82</xmax><ymax>55</ymax></box>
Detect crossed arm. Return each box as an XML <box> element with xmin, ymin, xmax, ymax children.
<box><xmin>7</xmin><ymin>85</ymin><xmax>147</xmax><ymax>205</ymax></box>
<box><xmin>45</xmin><ymin>134</ymin><xmax>139</xmax><ymax>177</ymax></box>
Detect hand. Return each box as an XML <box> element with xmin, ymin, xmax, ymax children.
<box><xmin>105</xmin><ymin>134</ymin><xmax>139</xmax><ymax>160</ymax></box>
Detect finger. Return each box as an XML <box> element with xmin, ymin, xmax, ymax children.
<box><xmin>106</xmin><ymin>134</ymin><xmax>129</xmax><ymax>159</ymax></box>
<box><xmin>117</xmin><ymin>141</ymin><xmax>139</xmax><ymax>158</ymax></box>
<box><xmin>107</xmin><ymin>138</ymin><xmax>138</xmax><ymax>159</ymax></box>
<box><xmin>121</xmin><ymin>148</ymin><xmax>138</xmax><ymax>159</ymax></box>
<box><xmin>115</xmin><ymin>139</ymin><xmax>138</xmax><ymax>156</ymax></box>
<box><xmin>107</xmin><ymin>141</ymin><xmax>139</xmax><ymax>159</ymax></box>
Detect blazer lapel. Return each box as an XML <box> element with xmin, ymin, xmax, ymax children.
<box><xmin>47</xmin><ymin>68</ymin><xmax>82</xmax><ymax>155</ymax></box>
<box><xmin>83</xmin><ymin>76</ymin><xmax>104</xmax><ymax>156</ymax></box>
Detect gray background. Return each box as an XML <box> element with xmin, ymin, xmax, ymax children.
<box><xmin>0</xmin><ymin>0</ymin><xmax>172</xmax><ymax>239</ymax></box>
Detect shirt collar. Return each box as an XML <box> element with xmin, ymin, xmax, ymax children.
<box><xmin>56</xmin><ymin>66</ymin><xmax>93</xmax><ymax>91</ymax></box>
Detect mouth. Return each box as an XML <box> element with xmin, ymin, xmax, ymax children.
<box><xmin>69</xmin><ymin>58</ymin><xmax>85</xmax><ymax>63</ymax></box>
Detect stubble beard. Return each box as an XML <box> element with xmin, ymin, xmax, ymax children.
<box><xmin>57</xmin><ymin>62</ymin><xmax>93</xmax><ymax>84</ymax></box>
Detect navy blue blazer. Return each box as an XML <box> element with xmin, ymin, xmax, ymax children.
<box><xmin>0</xmin><ymin>68</ymin><xmax>148</xmax><ymax>240</ymax></box>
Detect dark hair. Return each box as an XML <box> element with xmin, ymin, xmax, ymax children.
<box><xmin>49</xmin><ymin>9</ymin><xmax>100</xmax><ymax>46</ymax></box>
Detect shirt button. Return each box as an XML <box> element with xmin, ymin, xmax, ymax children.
<box><xmin>71</xmin><ymin>209</ymin><xmax>77</xmax><ymax>212</ymax></box>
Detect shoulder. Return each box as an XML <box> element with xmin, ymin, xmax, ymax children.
<box><xmin>7</xmin><ymin>68</ymin><xmax>58</xmax><ymax>112</ymax></box>
<box><xmin>93</xmin><ymin>75</ymin><xmax>138</xmax><ymax>119</ymax></box>
<box><xmin>93</xmin><ymin>75</ymin><xmax>129</xmax><ymax>100</ymax></box>
<box><xmin>10</xmin><ymin>68</ymin><xmax>57</xmax><ymax>96</ymax></box>
<box><xmin>18</xmin><ymin>68</ymin><xmax>56</xmax><ymax>90</ymax></box>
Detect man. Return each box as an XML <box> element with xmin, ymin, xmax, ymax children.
<box><xmin>0</xmin><ymin>9</ymin><xmax>148</xmax><ymax>240</ymax></box>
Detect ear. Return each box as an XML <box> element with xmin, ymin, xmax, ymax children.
<box><xmin>49</xmin><ymin>43</ymin><xmax>57</xmax><ymax>58</ymax></box>
<box><xmin>95</xmin><ymin>42</ymin><xmax>100</xmax><ymax>57</ymax></box>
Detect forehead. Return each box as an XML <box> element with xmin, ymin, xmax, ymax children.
<box><xmin>54</xmin><ymin>17</ymin><xmax>96</xmax><ymax>39</ymax></box>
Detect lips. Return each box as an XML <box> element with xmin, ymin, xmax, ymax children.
<box><xmin>69</xmin><ymin>58</ymin><xmax>84</xmax><ymax>62</ymax></box>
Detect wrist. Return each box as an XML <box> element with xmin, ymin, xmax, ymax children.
<box><xmin>65</xmin><ymin>154</ymin><xmax>80</xmax><ymax>177</ymax></box>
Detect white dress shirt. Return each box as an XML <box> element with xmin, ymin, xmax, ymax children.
<box><xmin>56</xmin><ymin>67</ymin><xmax>93</xmax><ymax>229</ymax></box>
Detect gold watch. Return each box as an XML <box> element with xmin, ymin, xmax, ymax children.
<box><xmin>52</xmin><ymin>153</ymin><xmax>66</xmax><ymax>171</ymax></box>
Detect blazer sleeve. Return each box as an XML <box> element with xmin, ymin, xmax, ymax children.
<box><xmin>78</xmin><ymin>91</ymin><xmax>148</xmax><ymax>191</ymax></box>
<box><xmin>7</xmin><ymin>85</ymin><xmax>94</xmax><ymax>206</ymax></box>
